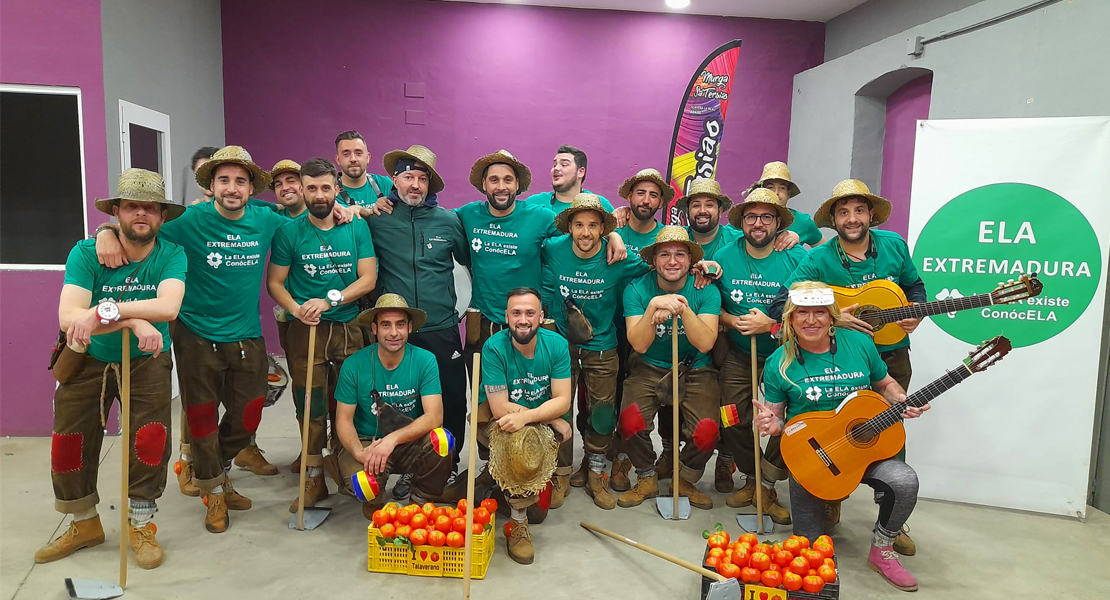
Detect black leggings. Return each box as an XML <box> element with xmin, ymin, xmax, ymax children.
<box><xmin>408</xmin><ymin>326</ymin><xmax>467</xmax><ymax>473</ymax></box>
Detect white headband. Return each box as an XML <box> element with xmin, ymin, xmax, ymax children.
<box><xmin>789</xmin><ymin>287</ymin><xmax>835</xmax><ymax>307</ymax></box>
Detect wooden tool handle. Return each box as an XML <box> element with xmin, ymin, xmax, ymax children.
<box><xmin>750</xmin><ymin>336</ymin><xmax>764</xmax><ymax>534</ymax></box>
<box><xmin>120</xmin><ymin>329</ymin><xmax>131</xmax><ymax>588</ymax></box>
<box><xmin>296</xmin><ymin>324</ymin><xmax>318</xmax><ymax>530</ymax></box>
<box><xmin>581</xmin><ymin>522</ymin><xmax>726</xmax><ymax>582</ymax></box>
<box><xmin>463</xmin><ymin>353</ymin><xmax>481</xmax><ymax>599</ymax></box>
<box><xmin>671</xmin><ymin>315</ymin><xmax>680</xmax><ymax>519</ymax></box>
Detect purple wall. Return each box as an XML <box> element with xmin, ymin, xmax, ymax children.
<box><xmin>1</xmin><ymin>0</ymin><xmax>109</xmax><ymax>436</ymax></box>
<box><xmin>880</xmin><ymin>74</ymin><xmax>932</xmax><ymax>238</ymax></box>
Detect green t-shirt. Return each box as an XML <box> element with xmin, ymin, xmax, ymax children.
<box><xmin>63</xmin><ymin>239</ymin><xmax>187</xmax><ymax>363</ymax></box>
<box><xmin>456</xmin><ymin>200</ymin><xmax>559</xmax><ymax>324</ymax></box>
<box><xmin>335</xmin><ymin>343</ymin><xmax>441</xmax><ymax>439</ymax></box>
<box><xmin>247</xmin><ymin>197</ymin><xmax>281</xmax><ymax>213</ymax></box>
<box><xmin>689</xmin><ymin>224</ymin><xmax>742</xmax><ymax>261</ymax></box>
<box><xmin>762</xmin><ymin>329</ymin><xmax>888</xmax><ymax>421</ymax></box>
<box><xmin>270</xmin><ymin>217</ymin><xmax>376</xmax><ymax>323</ymax></box>
<box><xmin>616</xmin><ymin>221</ymin><xmax>665</xmax><ymax>256</ymax></box>
<box><xmin>623</xmin><ymin>273</ymin><xmax>722</xmax><ymax>369</ymax></box>
<box><xmin>712</xmin><ymin>241</ymin><xmax>807</xmax><ymax>358</ymax></box>
<box><xmin>339</xmin><ymin>175</ymin><xmax>395</xmax><ymax>207</ymax></box>
<box><xmin>159</xmin><ymin>202</ymin><xmax>285</xmax><ymax>342</ymax></box>
<box><xmin>542</xmin><ymin>236</ymin><xmax>650</xmax><ymax>351</ymax></box>
<box><xmin>787</xmin><ymin>208</ymin><xmax>823</xmax><ymax>247</ymax></box>
<box><xmin>478</xmin><ymin>328</ymin><xmax>571</xmax><ymax>416</ymax></box>
<box><xmin>784</xmin><ymin>229</ymin><xmax>922</xmax><ymax>352</ymax></box>
<box><xmin>523</xmin><ymin>190</ymin><xmax>614</xmax><ymax>213</ymax></box>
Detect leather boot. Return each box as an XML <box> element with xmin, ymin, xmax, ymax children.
<box><xmin>289</xmin><ymin>455</ymin><xmax>301</xmax><ymax>474</ymax></box>
<box><xmin>609</xmin><ymin>458</ymin><xmax>631</xmax><ymax>492</ymax></box>
<box><xmin>759</xmin><ymin>484</ymin><xmax>792</xmax><ymax>525</ymax></box>
<box><xmin>222</xmin><ymin>475</ymin><xmax>252</xmax><ymax>510</ymax></box>
<box><xmin>34</xmin><ymin>516</ymin><xmax>105</xmax><ymax>563</ymax></box>
<box><xmin>289</xmin><ymin>473</ymin><xmax>330</xmax><ymax>513</ymax></box>
<box><xmin>204</xmin><ymin>492</ymin><xmax>229</xmax><ymax>533</ymax></box>
<box><xmin>585</xmin><ymin>470</ymin><xmax>616</xmax><ymax>510</ymax></box>
<box><xmin>176</xmin><ymin>459</ymin><xmax>200</xmax><ymax>497</ymax></box>
<box><xmin>725</xmin><ymin>478</ymin><xmax>757</xmax><ymax>508</ymax></box>
<box><xmin>675</xmin><ymin>478</ymin><xmax>713</xmax><ymax>510</ymax></box>
<box><xmin>825</xmin><ymin>500</ymin><xmax>842</xmax><ymax>533</ymax></box>
<box><xmin>549</xmin><ymin>474</ymin><xmax>570</xmax><ymax>510</ymax></box>
<box><xmin>506</xmin><ymin>518</ymin><xmax>534</xmax><ymax>565</ymax></box>
<box><xmin>894</xmin><ymin>525</ymin><xmax>916</xmax><ymax>556</ymax></box>
<box><xmin>655</xmin><ymin>446</ymin><xmax>673</xmax><ymax>480</ymax></box>
<box><xmin>617</xmin><ymin>473</ymin><xmax>658</xmax><ymax>508</ymax></box>
<box><xmin>569</xmin><ymin>456</ymin><xmax>588</xmax><ymax>488</ymax></box>
<box><xmin>234</xmin><ymin>444</ymin><xmax>279</xmax><ymax>476</ymax></box>
<box><xmin>713</xmin><ymin>455</ymin><xmax>735</xmax><ymax>493</ymax></box>
<box><xmin>129</xmin><ymin>523</ymin><xmax>164</xmax><ymax>569</ymax></box>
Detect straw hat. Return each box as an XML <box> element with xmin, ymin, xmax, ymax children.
<box><xmin>813</xmin><ymin>179</ymin><xmax>892</xmax><ymax>229</ymax></box>
<box><xmin>618</xmin><ymin>168</ymin><xmax>675</xmax><ymax>204</ymax></box>
<box><xmin>555</xmin><ymin>193</ymin><xmax>617</xmax><ymax>236</ymax></box>
<box><xmin>469</xmin><ymin>150</ymin><xmax>532</xmax><ymax>195</ymax></box>
<box><xmin>358</xmin><ymin>293</ymin><xmax>427</xmax><ymax>331</ymax></box>
<box><xmin>749</xmin><ymin>161</ymin><xmax>800</xmax><ymax>198</ymax></box>
<box><xmin>194</xmin><ymin>145</ymin><xmax>272</xmax><ymax>195</ymax></box>
<box><xmin>675</xmin><ymin>178</ymin><xmax>732</xmax><ymax>214</ymax></box>
<box><xmin>383</xmin><ymin>144</ymin><xmax>444</xmax><ymax>194</ymax></box>
<box><xmin>639</xmin><ymin>225</ymin><xmax>705</xmax><ymax>265</ymax></box>
<box><xmin>95</xmin><ymin>168</ymin><xmax>185</xmax><ymax>221</ymax></box>
<box><xmin>487</xmin><ymin>423</ymin><xmax>558</xmax><ymax>496</ymax></box>
<box><xmin>728</xmin><ymin>188</ymin><xmax>795</xmax><ymax>230</ymax></box>
<box><xmin>269</xmin><ymin>159</ymin><xmax>301</xmax><ymax>186</ymax></box>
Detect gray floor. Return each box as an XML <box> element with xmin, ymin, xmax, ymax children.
<box><xmin>3</xmin><ymin>386</ymin><xmax>1109</xmax><ymax>600</ymax></box>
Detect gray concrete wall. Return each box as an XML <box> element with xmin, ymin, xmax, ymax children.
<box><xmin>101</xmin><ymin>0</ymin><xmax>224</xmax><ymax>202</ymax></box>
<box><xmin>824</xmin><ymin>0</ymin><xmax>987</xmax><ymax>60</ymax></box>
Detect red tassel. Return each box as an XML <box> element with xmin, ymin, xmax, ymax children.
<box><xmin>692</xmin><ymin>418</ymin><xmax>719</xmax><ymax>452</ymax></box>
<box><xmin>619</xmin><ymin>403</ymin><xmax>646</xmax><ymax>440</ymax></box>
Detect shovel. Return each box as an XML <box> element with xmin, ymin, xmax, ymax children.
<box><xmin>656</xmin><ymin>315</ymin><xmax>690</xmax><ymax>520</ymax></box>
<box><xmin>290</xmin><ymin>325</ymin><xmax>331</xmax><ymax>530</ymax></box>
<box><xmin>581</xmin><ymin>522</ymin><xmax>742</xmax><ymax>600</ymax></box>
<box><xmin>736</xmin><ymin>337</ymin><xmax>774</xmax><ymax>534</ymax></box>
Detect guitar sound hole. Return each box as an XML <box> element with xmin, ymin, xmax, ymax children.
<box><xmin>847</xmin><ymin>419</ymin><xmax>879</xmax><ymax>448</ymax></box>
<box><xmin>856</xmin><ymin>306</ymin><xmax>884</xmax><ymax>328</ymax></box>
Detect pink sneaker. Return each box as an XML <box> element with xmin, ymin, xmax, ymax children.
<box><xmin>868</xmin><ymin>545</ymin><xmax>919</xmax><ymax>592</ymax></box>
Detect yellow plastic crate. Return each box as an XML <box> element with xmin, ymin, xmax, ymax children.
<box><xmin>367</xmin><ymin>504</ymin><xmax>495</xmax><ymax>579</ymax></box>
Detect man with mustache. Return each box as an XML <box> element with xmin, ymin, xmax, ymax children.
<box><xmin>334</xmin><ymin>130</ymin><xmax>395</xmax><ymax>215</ymax></box>
<box><xmin>746</xmin><ymin>161</ymin><xmax>824</xmax><ymax>250</ymax></box>
<box><xmin>268</xmin><ymin>158</ymin><xmax>378</xmax><ymax>512</ymax></box>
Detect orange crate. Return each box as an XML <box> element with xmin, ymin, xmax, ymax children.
<box><xmin>367</xmin><ymin>504</ymin><xmax>495</xmax><ymax>579</ymax></box>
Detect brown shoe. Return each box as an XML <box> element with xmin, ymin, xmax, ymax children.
<box><xmin>569</xmin><ymin>457</ymin><xmax>588</xmax><ymax>488</ymax></box>
<box><xmin>234</xmin><ymin>444</ymin><xmax>279</xmax><ymax>476</ymax></box>
<box><xmin>506</xmin><ymin>519</ymin><xmax>534</xmax><ymax>565</ymax></box>
<box><xmin>549</xmin><ymin>474</ymin><xmax>569</xmax><ymax>510</ymax></box>
<box><xmin>617</xmin><ymin>473</ymin><xmax>658</xmax><ymax>508</ymax></box>
<box><xmin>713</xmin><ymin>455</ymin><xmax>735</xmax><ymax>493</ymax></box>
<box><xmin>288</xmin><ymin>473</ymin><xmax>330</xmax><ymax>513</ymax></box>
<box><xmin>289</xmin><ymin>455</ymin><xmax>301</xmax><ymax>473</ymax></box>
<box><xmin>129</xmin><ymin>523</ymin><xmax>164</xmax><ymax>569</ymax></box>
<box><xmin>655</xmin><ymin>446</ymin><xmax>673</xmax><ymax>480</ymax></box>
<box><xmin>674</xmin><ymin>479</ymin><xmax>713</xmax><ymax>510</ymax></box>
<box><xmin>825</xmin><ymin>500</ymin><xmax>842</xmax><ymax>533</ymax></box>
<box><xmin>725</xmin><ymin>478</ymin><xmax>757</xmax><ymax>508</ymax></box>
<box><xmin>585</xmin><ymin>470</ymin><xmax>616</xmax><ymax>510</ymax></box>
<box><xmin>34</xmin><ymin>516</ymin><xmax>105</xmax><ymax>563</ymax></box>
<box><xmin>222</xmin><ymin>475</ymin><xmax>252</xmax><ymax>511</ymax></box>
<box><xmin>176</xmin><ymin>460</ymin><xmax>200</xmax><ymax>497</ymax></box>
<box><xmin>759</xmin><ymin>484</ymin><xmax>792</xmax><ymax>525</ymax></box>
<box><xmin>609</xmin><ymin>458</ymin><xmax>631</xmax><ymax>492</ymax></box>
<box><xmin>204</xmin><ymin>492</ymin><xmax>229</xmax><ymax>533</ymax></box>
<box><xmin>894</xmin><ymin>525</ymin><xmax>916</xmax><ymax>556</ymax></box>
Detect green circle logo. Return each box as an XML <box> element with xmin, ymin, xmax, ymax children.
<box><xmin>912</xmin><ymin>183</ymin><xmax>1102</xmax><ymax>348</ymax></box>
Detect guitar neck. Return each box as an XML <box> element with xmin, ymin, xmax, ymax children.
<box><xmin>872</xmin><ymin>293</ymin><xmax>994</xmax><ymax>324</ymax></box>
<box><xmin>866</xmin><ymin>364</ymin><xmax>973</xmax><ymax>433</ymax></box>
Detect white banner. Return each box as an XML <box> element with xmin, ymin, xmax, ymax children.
<box><xmin>906</xmin><ymin>116</ymin><xmax>1110</xmax><ymax>518</ymax></box>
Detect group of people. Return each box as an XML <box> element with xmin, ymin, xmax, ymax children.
<box><xmin>38</xmin><ymin>131</ymin><xmax>931</xmax><ymax>592</ymax></box>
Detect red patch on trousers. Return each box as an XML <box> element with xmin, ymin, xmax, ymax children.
<box><xmin>242</xmin><ymin>397</ymin><xmax>265</xmax><ymax>433</ymax></box>
<box><xmin>134</xmin><ymin>423</ymin><xmax>168</xmax><ymax>466</ymax></box>
<box><xmin>185</xmin><ymin>402</ymin><xmax>218</xmax><ymax>438</ymax></box>
<box><xmin>51</xmin><ymin>432</ymin><xmax>83</xmax><ymax>473</ymax></box>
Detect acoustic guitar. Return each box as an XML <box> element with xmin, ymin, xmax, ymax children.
<box><xmin>780</xmin><ymin>335</ymin><xmax>1011</xmax><ymax>501</ymax></box>
<box><xmin>831</xmin><ymin>274</ymin><xmax>1041</xmax><ymax>346</ymax></box>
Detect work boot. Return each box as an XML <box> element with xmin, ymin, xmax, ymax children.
<box><xmin>894</xmin><ymin>525</ymin><xmax>916</xmax><ymax>556</ymax></box>
<box><xmin>129</xmin><ymin>523</ymin><xmax>164</xmax><ymax>569</ymax></box>
<box><xmin>585</xmin><ymin>471</ymin><xmax>616</xmax><ymax>510</ymax></box>
<box><xmin>289</xmin><ymin>455</ymin><xmax>301</xmax><ymax>473</ymax></box>
<box><xmin>549</xmin><ymin>474</ymin><xmax>569</xmax><ymax>510</ymax></box>
<box><xmin>288</xmin><ymin>473</ymin><xmax>330</xmax><ymax>513</ymax></box>
<box><xmin>868</xmin><ymin>545</ymin><xmax>919</xmax><ymax>592</ymax></box>
<box><xmin>714</xmin><ymin>456</ymin><xmax>735</xmax><ymax>493</ymax></box>
<box><xmin>569</xmin><ymin>456</ymin><xmax>588</xmax><ymax>488</ymax></box>
<box><xmin>725</xmin><ymin>478</ymin><xmax>757</xmax><ymax>508</ymax></box>
<box><xmin>655</xmin><ymin>447</ymin><xmax>673</xmax><ymax>480</ymax></box>
<box><xmin>204</xmin><ymin>492</ymin><xmax>229</xmax><ymax>533</ymax></box>
<box><xmin>234</xmin><ymin>444</ymin><xmax>279</xmax><ymax>476</ymax></box>
<box><xmin>392</xmin><ymin>473</ymin><xmax>413</xmax><ymax>500</ymax></box>
<box><xmin>222</xmin><ymin>475</ymin><xmax>252</xmax><ymax>510</ymax></box>
<box><xmin>34</xmin><ymin>516</ymin><xmax>105</xmax><ymax>563</ymax></box>
<box><xmin>758</xmin><ymin>484</ymin><xmax>791</xmax><ymax>525</ymax></box>
<box><xmin>674</xmin><ymin>478</ymin><xmax>713</xmax><ymax>510</ymax></box>
<box><xmin>609</xmin><ymin>458</ymin><xmax>632</xmax><ymax>492</ymax></box>
<box><xmin>617</xmin><ymin>474</ymin><xmax>658</xmax><ymax>508</ymax></box>
<box><xmin>176</xmin><ymin>459</ymin><xmax>200</xmax><ymax>497</ymax></box>
<box><xmin>506</xmin><ymin>519</ymin><xmax>534</xmax><ymax>565</ymax></box>
<box><xmin>825</xmin><ymin>500</ymin><xmax>842</xmax><ymax>533</ymax></box>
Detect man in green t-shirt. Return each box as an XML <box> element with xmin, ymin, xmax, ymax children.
<box><xmin>712</xmin><ymin>188</ymin><xmax>806</xmax><ymax>522</ymax></box>
<box><xmin>334</xmin><ymin>130</ymin><xmax>395</xmax><ymax>214</ymax></box>
<box><xmin>522</xmin><ymin>144</ymin><xmax>616</xmax><ymax>213</ymax></box>
<box><xmin>541</xmin><ymin>194</ymin><xmax>650</xmax><ymax>510</ymax></box>
<box><xmin>269</xmin><ymin>158</ymin><xmax>378</xmax><ymax>512</ymax></box>
<box><xmin>270</xmin><ymin>159</ymin><xmax>307</xmax><ymax>220</ymax></box>
<box><xmin>618</xmin><ymin>226</ymin><xmax>721</xmax><ymax>511</ymax></box>
<box><xmin>38</xmin><ymin>169</ymin><xmax>186</xmax><ymax>570</ymax></box>
<box><xmin>746</xmin><ymin>161</ymin><xmax>824</xmax><ymax>250</ymax></box>
<box><xmin>331</xmin><ymin>294</ymin><xmax>451</xmax><ymax>516</ymax></box>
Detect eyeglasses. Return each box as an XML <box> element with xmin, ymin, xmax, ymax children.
<box><xmin>742</xmin><ymin>213</ymin><xmax>778</xmax><ymax>225</ymax></box>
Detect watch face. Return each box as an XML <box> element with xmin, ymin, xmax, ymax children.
<box><xmin>97</xmin><ymin>302</ymin><xmax>120</xmax><ymax>321</ymax></box>
<box><xmin>327</xmin><ymin>289</ymin><xmax>342</xmax><ymax>305</ymax></box>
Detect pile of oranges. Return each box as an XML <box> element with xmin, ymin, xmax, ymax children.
<box><xmin>370</xmin><ymin>498</ymin><xmax>497</xmax><ymax>548</ymax></box>
<box><xmin>704</xmin><ymin>529</ymin><xmax>836</xmax><ymax>595</ymax></box>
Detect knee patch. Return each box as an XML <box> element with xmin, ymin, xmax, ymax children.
<box><xmin>590</xmin><ymin>403</ymin><xmax>616</xmax><ymax>436</ymax></box>
<box><xmin>692</xmin><ymin>418</ymin><xmax>719</xmax><ymax>452</ymax></box>
<box><xmin>185</xmin><ymin>402</ymin><xmax>218</xmax><ymax>438</ymax></box>
<box><xmin>51</xmin><ymin>432</ymin><xmax>83</xmax><ymax>474</ymax></box>
<box><xmin>429</xmin><ymin>427</ymin><xmax>454</xmax><ymax>457</ymax></box>
<box><xmin>619</xmin><ymin>404</ymin><xmax>646</xmax><ymax>440</ymax></box>
<box><xmin>242</xmin><ymin>396</ymin><xmax>265</xmax><ymax>433</ymax></box>
<box><xmin>134</xmin><ymin>423</ymin><xmax>168</xmax><ymax>466</ymax></box>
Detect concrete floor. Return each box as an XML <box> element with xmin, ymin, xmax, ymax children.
<box><xmin>3</xmin><ymin>385</ymin><xmax>1109</xmax><ymax>600</ymax></box>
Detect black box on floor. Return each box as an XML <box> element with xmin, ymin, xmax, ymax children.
<box><xmin>698</xmin><ymin>544</ymin><xmax>840</xmax><ymax>600</ymax></box>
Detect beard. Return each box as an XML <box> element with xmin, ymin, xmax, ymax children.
<box><xmin>308</xmin><ymin>198</ymin><xmax>335</xmax><ymax>219</ymax></box>
<box><xmin>511</xmin><ymin>324</ymin><xmax>539</xmax><ymax>345</ymax></box>
<box><xmin>552</xmin><ymin>178</ymin><xmax>576</xmax><ymax>194</ymax></box>
<box><xmin>745</xmin><ymin>228</ymin><xmax>775</xmax><ymax>248</ymax></box>
<box><xmin>485</xmin><ymin>190</ymin><xmax>517</xmax><ymax>212</ymax></box>
<box><xmin>342</xmin><ymin>163</ymin><xmax>365</xmax><ymax>179</ymax></box>
<box><xmin>835</xmin><ymin>221</ymin><xmax>869</xmax><ymax>243</ymax></box>
<box><xmin>400</xmin><ymin>190</ymin><xmax>427</xmax><ymax>206</ymax></box>
<box><xmin>574</xmin><ymin>235</ymin><xmax>599</xmax><ymax>254</ymax></box>
<box><xmin>120</xmin><ymin>221</ymin><xmax>158</xmax><ymax>245</ymax></box>
<box><xmin>689</xmin><ymin>216</ymin><xmax>717</xmax><ymax>234</ymax></box>
<box><xmin>631</xmin><ymin>203</ymin><xmax>657</xmax><ymax>222</ymax></box>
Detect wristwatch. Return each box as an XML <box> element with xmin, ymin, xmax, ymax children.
<box><xmin>327</xmin><ymin>289</ymin><xmax>344</xmax><ymax>307</ymax></box>
<box><xmin>96</xmin><ymin>300</ymin><xmax>121</xmax><ymax>325</ymax></box>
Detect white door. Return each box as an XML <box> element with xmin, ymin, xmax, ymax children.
<box><xmin>119</xmin><ymin>100</ymin><xmax>173</xmax><ymax>200</ymax></box>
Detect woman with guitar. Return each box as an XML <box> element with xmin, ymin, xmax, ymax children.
<box><xmin>754</xmin><ymin>281</ymin><xmax>928</xmax><ymax>592</ymax></box>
